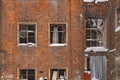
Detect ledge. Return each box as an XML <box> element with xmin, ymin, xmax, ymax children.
<box><xmin>49</xmin><ymin>43</ymin><xmax>67</xmax><ymax>47</ymax></box>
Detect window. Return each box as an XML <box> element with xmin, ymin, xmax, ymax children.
<box><xmin>19</xmin><ymin>69</ymin><xmax>35</xmax><ymax>80</ymax></box>
<box><xmin>50</xmin><ymin>24</ymin><xmax>66</xmax><ymax>44</ymax></box>
<box><xmin>86</xmin><ymin>18</ymin><xmax>104</xmax><ymax>47</ymax></box>
<box><xmin>19</xmin><ymin>23</ymin><xmax>36</xmax><ymax>45</ymax></box>
<box><xmin>50</xmin><ymin>69</ymin><xmax>66</xmax><ymax>80</ymax></box>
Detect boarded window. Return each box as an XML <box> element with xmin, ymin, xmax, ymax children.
<box><xmin>19</xmin><ymin>69</ymin><xmax>35</xmax><ymax>80</ymax></box>
<box><xmin>50</xmin><ymin>69</ymin><xmax>66</xmax><ymax>80</ymax></box>
<box><xmin>19</xmin><ymin>24</ymin><xmax>36</xmax><ymax>44</ymax></box>
<box><xmin>50</xmin><ymin>24</ymin><xmax>66</xmax><ymax>44</ymax></box>
<box><xmin>86</xmin><ymin>18</ymin><xmax>104</xmax><ymax>47</ymax></box>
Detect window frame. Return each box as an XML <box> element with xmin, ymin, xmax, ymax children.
<box><xmin>18</xmin><ymin>68</ymin><xmax>37</xmax><ymax>80</ymax></box>
<box><xmin>18</xmin><ymin>22</ymin><xmax>37</xmax><ymax>46</ymax></box>
<box><xmin>85</xmin><ymin>18</ymin><xmax>106</xmax><ymax>47</ymax></box>
<box><xmin>49</xmin><ymin>22</ymin><xmax>67</xmax><ymax>46</ymax></box>
<box><xmin>49</xmin><ymin>68</ymin><xmax>68</xmax><ymax>80</ymax></box>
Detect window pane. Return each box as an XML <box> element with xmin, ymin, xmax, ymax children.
<box><xmin>50</xmin><ymin>32</ymin><xmax>53</xmax><ymax>44</ymax></box>
<box><xmin>28</xmin><ymin>76</ymin><xmax>35</xmax><ymax>80</ymax></box>
<box><xmin>28</xmin><ymin>69</ymin><xmax>35</xmax><ymax>74</ymax></box>
<box><xmin>50</xmin><ymin>26</ymin><xmax>54</xmax><ymax>31</ymax></box>
<box><xmin>19</xmin><ymin>25</ymin><xmax>28</xmax><ymax>31</ymax></box>
<box><xmin>28</xmin><ymin>37</ymin><xmax>35</xmax><ymax>43</ymax></box>
<box><xmin>28</xmin><ymin>25</ymin><xmax>35</xmax><ymax>31</ymax></box>
<box><xmin>91</xmin><ymin>30</ymin><xmax>97</xmax><ymax>39</ymax></box>
<box><xmin>86</xmin><ymin>30</ymin><xmax>90</xmax><ymax>39</ymax></box>
<box><xmin>91</xmin><ymin>41</ymin><xmax>97</xmax><ymax>46</ymax></box>
<box><xmin>58</xmin><ymin>26</ymin><xmax>63</xmax><ymax>31</ymax></box>
<box><xmin>28</xmin><ymin>32</ymin><xmax>35</xmax><ymax>36</ymax></box>
<box><xmin>20</xmin><ymin>32</ymin><xmax>27</xmax><ymax>43</ymax></box>
<box><xmin>20</xmin><ymin>69</ymin><xmax>26</xmax><ymax>75</ymax></box>
<box><xmin>20</xmin><ymin>69</ymin><xmax>27</xmax><ymax>79</ymax></box>
<box><xmin>87</xmin><ymin>57</ymin><xmax>90</xmax><ymax>71</ymax></box>
<box><xmin>59</xmin><ymin>69</ymin><xmax>65</xmax><ymax>75</ymax></box>
<box><xmin>86</xmin><ymin>41</ymin><xmax>90</xmax><ymax>47</ymax></box>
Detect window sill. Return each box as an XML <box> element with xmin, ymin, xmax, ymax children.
<box><xmin>84</xmin><ymin>46</ymin><xmax>108</xmax><ymax>52</ymax></box>
<box><xmin>50</xmin><ymin>43</ymin><xmax>67</xmax><ymax>46</ymax></box>
<box><xmin>18</xmin><ymin>43</ymin><xmax>36</xmax><ymax>47</ymax></box>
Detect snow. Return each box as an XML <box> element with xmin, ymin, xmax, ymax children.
<box><xmin>92</xmin><ymin>77</ymin><xmax>99</xmax><ymax>80</ymax></box>
<box><xmin>115</xmin><ymin>26</ymin><xmax>120</xmax><ymax>32</ymax></box>
<box><xmin>83</xmin><ymin>0</ymin><xmax>108</xmax><ymax>3</ymax></box>
<box><xmin>83</xmin><ymin>0</ymin><xmax>94</xmax><ymax>2</ymax></box>
<box><xmin>50</xmin><ymin>43</ymin><xmax>67</xmax><ymax>46</ymax></box>
<box><xmin>84</xmin><ymin>71</ymin><xmax>91</xmax><ymax>74</ymax></box>
<box><xmin>109</xmin><ymin>48</ymin><xmax>116</xmax><ymax>52</ymax></box>
<box><xmin>85</xmin><ymin>46</ymin><xmax>108</xmax><ymax>52</ymax></box>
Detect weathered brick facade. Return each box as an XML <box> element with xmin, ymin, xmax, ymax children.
<box><xmin>0</xmin><ymin>0</ymin><xmax>116</xmax><ymax>80</ymax></box>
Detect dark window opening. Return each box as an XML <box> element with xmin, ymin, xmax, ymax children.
<box><xmin>19</xmin><ymin>69</ymin><xmax>35</xmax><ymax>80</ymax></box>
<box><xmin>87</xmin><ymin>57</ymin><xmax>90</xmax><ymax>71</ymax></box>
<box><xmin>19</xmin><ymin>24</ymin><xmax>36</xmax><ymax>44</ymax></box>
<box><xmin>86</xmin><ymin>18</ymin><xmax>104</xmax><ymax>47</ymax></box>
<box><xmin>50</xmin><ymin>24</ymin><xmax>66</xmax><ymax>44</ymax></box>
<box><xmin>50</xmin><ymin>69</ymin><xmax>66</xmax><ymax>80</ymax></box>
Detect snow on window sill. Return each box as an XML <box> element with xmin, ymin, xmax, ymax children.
<box><xmin>18</xmin><ymin>43</ymin><xmax>36</xmax><ymax>47</ymax></box>
<box><xmin>50</xmin><ymin>43</ymin><xmax>67</xmax><ymax>46</ymax></box>
<box><xmin>83</xmin><ymin>0</ymin><xmax>108</xmax><ymax>3</ymax></box>
<box><xmin>84</xmin><ymin>46</ymin><xmax>108</xmax><ymax>52</ymax></box>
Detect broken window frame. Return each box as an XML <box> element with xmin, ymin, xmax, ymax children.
<box><xmin>19</xmin><ymin>69</ymin><xmax>36</xmax><ymax>80</ymax></box>
<box><xmin>50</xmin><ymin>68</ymin><xmax>67</xmax><ymax>80</ymax></box>
<box><xmin>49</xmin><ymin>23</ymin><xmax>67</xmax><ymax>46</ymax></box>
<box><xmin>18</xmin><ymin>22</ymin><xmax>36</xmax><ymax>45</ymax></box>
<box><xmin>86</xmin><ymin>18</ymin><xmax>105</xmax><ymax>47</ymax></box>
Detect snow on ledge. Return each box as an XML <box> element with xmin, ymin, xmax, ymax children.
<box><xmin>83</xmin><ymin>0</ymin><xmax>108</xmax><ymax>3</ymax></box>
<box><xmin>115</xmin><ymin>26</ymin><xmax>120</xmax><ymax>32</ymax></box>
<box><xmin>50</xmin><ymin>43</ymin><xmax>67</xmax><ymax>46</ymax></box>
<box><xmin>83</xmin><ymin>0</ymin><xmax>94</xmax><ymax>2</ymax></box>
<box><xmin>85</xmin><ymin>46</ymin><xmax>108</xmax><ymax>52</ymax></box>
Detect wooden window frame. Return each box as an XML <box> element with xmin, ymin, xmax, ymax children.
<box><xmin>18</xmin><ymin>22</ymin><xmax>37</xmax><ymax>46</ymax></box>
<box><xmin>49</xmin><ymin>23</ymin><xmax>67</xmax><ymax>46</ymax></box>
<box><xmin>18</xmin><ymin>69</ymin><xmax>37</xmax><ymax>80</ymax></box>
<box><xmin>86</xmin><ymin>18</ymin><xmax>105</xmax><ymax>47</ymax></box>
<box><xmin>49</xmin><ymin>68</ymin><xmax>68</xmax><ymax>80</ymax></box>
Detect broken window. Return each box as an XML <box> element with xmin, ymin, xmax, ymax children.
<box><xmin>19</xmin><ymin>69</ymin><xmax>35</xmax><ymax>80</ymax></box>
<box><xmin>86</xmin><ymin>18</ymin><xmax>104</xmax><ymax>47</ymax></box>
<box><xmin>19</xmin><ymin>24</ymin><xmax>36</xmax><ymax>44</ymax></box>
<box><xmin>50</xmin><ymin>69</ymin><xmax>66</xmax><ymax>80</ymax></box>
<box><xmin>50</xmin><ymin>24</ymin><xmax>66</xmax><ymax>44</ymax></box>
